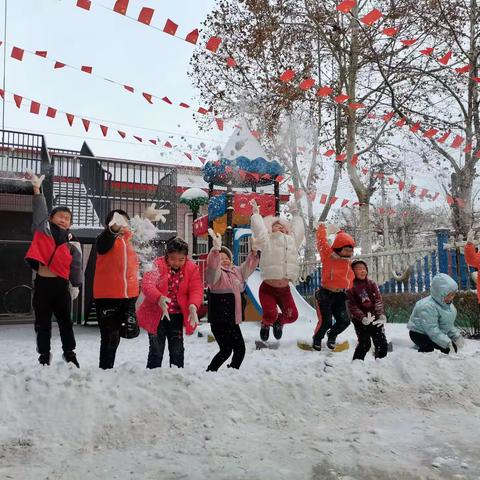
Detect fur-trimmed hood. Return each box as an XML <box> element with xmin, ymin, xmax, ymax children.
<box><xmin>262</xmin><ymin>216</ymin><xmax>292</xmax><ymax>234</ymax></box>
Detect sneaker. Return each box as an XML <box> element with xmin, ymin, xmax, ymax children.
<box><xmin>326</xmin><ymin>336</ymin><xmax>337</xmax><ymax>350</ymax></box>
<box><xmin>63</xmin><ymin>351</ymin><xmax>80</xmax><ymax>368</ymax></box>
<box><xmin>38</xmin><ymin>353</ymin><xmax>51</xmax><ymax>366</ymax></box>
<box><xmin>260</xmin><ymin>324</ymin><xmax>270</xmax><ymax>342</ymax></box>
<box><xmin>272</xmin><ymin>321</ymin><xmax>283</xmax><ymax>340</ymax></box>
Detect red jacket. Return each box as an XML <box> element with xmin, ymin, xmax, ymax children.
<box><xmin>464</xmin><ymin>242</ymin><xmax>480</xmax><ymax>302</ymax></box>
<box><xmin>346</xmin><ymin>277</ymin><xmax>384</xmax><ymax>322</ymax></box>
<box><xmin>136</xmin><ymin>256</ymin><xmax>203</xmax><ymax>335</ymax></box>
<box><xmin>25</xmin><ymin>194</ymin><xmax>82</xmax><ymax>286</ymax></box>
<box><xmin>316</xmin><ymin>225</ymin><xmax>355</xmax><ymax>290</ymax></box>
<box><xmin>93</xmin><ymin>229</ymin><xmax>139</xmax><ymax>299</ymax></box>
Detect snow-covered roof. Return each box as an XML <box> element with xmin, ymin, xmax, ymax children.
<box><xmin>222</xmin><ymin>119</ymin><xmax>270</xmax><ymax>161</ymax></box>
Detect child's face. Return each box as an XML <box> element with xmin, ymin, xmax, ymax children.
<box><xmin>220</xmin><ymin>252</ymin><xmax>232</xmax><ymax>268</ymax></box>
<box><xmin>353</xmin><ymin>264</ymin><xmax>368</xmax><ymax>280</ymax></box>
<box><xmin>338</xmin><ymin>246</ymin><xmax>353</xmax><ymax>258</ymax></box>
<box><xmin>167</xmin><ymin>252</ymin><xmax>187</xmax><ymax>270</ymax></box>
<box><xmin>272</xmin><ymin>222</ymin><xmax>287</xmax><ymax>234</ymax></box>
<box><xmin>444</xmin><ymin>292</ymin><xmax>456</xmax><ymax>304</ymax></box>
<box><xmin>50</xmin><ymin>211</ymin><xmax>72</xmax><ymax>230</ymax></box>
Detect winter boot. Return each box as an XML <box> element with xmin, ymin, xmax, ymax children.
<box><xmin>312</xmin><ymin>337</ymin><xmax>322</xmax><ymax>351</ymax></box>
<box><xmin>38</xmin><ymin>353</ymin><xmax>51</xmax><ymax>366</ymax></box>
<box><xmin>63</xmin><ymin>351</ymin><xmax>80</xmax><ymax>368</ymax></box>
<box><xmin>273</xmin><ymin>321</ymin><xmax>283</xmax><ymax>340</ymax></box>
<box><xmin>260</xmin><ymin>323</ymin><xmax>270</xmax><ymax>341</ymax></box>
<box><xmin>326</xmin><ymin>335</ymin><xmax>337</xmax><ymax>350</ymax></box>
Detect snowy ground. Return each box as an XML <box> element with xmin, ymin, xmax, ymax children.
<box><xmin>1</xmin><ymin>320</ymin><xmax>480</xmax><ymax>480</ymax></box>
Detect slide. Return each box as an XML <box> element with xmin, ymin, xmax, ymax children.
<box><xmin>245</xmin><ymin>270</ymin><xmax>317</xmax><ymax>323</ymax></box>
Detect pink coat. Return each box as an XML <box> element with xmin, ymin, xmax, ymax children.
<box><xmin>136</xmin><ymin>256</ymin><xmax>203</xmax><ymax>335</ymax></box>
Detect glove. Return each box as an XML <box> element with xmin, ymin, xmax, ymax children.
<box><xmin>143</xmin><ymin>203</ymin><xmax>170</xmax><ymax>223</ymax></box>
<box><xmin>362</xmin><ymin>312</ymin><xmax>374</xmax><ymax>325</ymax></box>
<box><xmin>208</xmin><ymin>228</ymin><xmax>222</xmax><ymax>251</ymax></box>
<box><xmin>28</xmin><ymin>172</ymin><xmax>45</xmax><ymax>189</ymax></box>
<box><xmin>250</xmin><ymin>199</ymin><xmax>260</xmax><ymax>215</ymax></box>
<box><xmin>109</xmin><ymin>211</ymin><xmax>129</xmax><ymax>232</ymax></box>
<box><xmin>467</xmin><ymin>229</ymin><xmax>475</xmax><ymax>243</ymax></box>
<box><xmin>453</xmin><ymin>335</ymin><xmax>465</xmax><ymax>350</ymax></box>
<box><xmin>447</xmin><ymin>341</ymin><xmax>457</xmax><ymax>353</ymax></box>
<box><xmin>158</xmin><ymin>296</ymin><xmax>171</xmax><ymax>321</ymax></box>
<box><xmin>250</xmin><ymin>236</ymin><xmax>261</xmax><ymax>253</ymax></box>
<box><xmin>372</xmin><ymin>314</ymin><xmax>387</xmax><ymax>327</ymax></box>
<box><xmin>326</xmin><ymin>224</ymin><xmax>341</xmax><ymax>235</ymax></box>
<box><xmin>188</xmin><ymin>304</ymin><xmax>199</xmax><ymax>328</ymax></box>
<box><xmin>69</xmin><ymin>285</ymin><xmax>79</xmax><ymax>301</ymax></box>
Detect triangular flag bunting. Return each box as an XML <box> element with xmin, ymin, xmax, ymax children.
<box><xmin>185</xmin><ymin>29</ymin><xmax>199</xmax><ymax>44</ymax></box>
<box><xmin>423</xmin><ymin>128</ymin><xmax>438</xmax><ymax>139</ymax></box>
<box><xmin>142</xmin><ymin>92</ymin><xmax>153</xmax><ymax>104</ymax></box>
<box><xmin>82</xmin><ymin>118</ymin><xmax>90</xmax><ymax>132</ymax></box>
<box><xmin>215</xmin><ymin>118</ymin><xmax>224</xmax><ymax>131</ymax></box>
<box><xmin>382</xmin><ymin>27</ymin><xmax>398</xmax><ymax>36</ymax></box>
<box><xmin>164</xmin><ymin>141</ymin><xmax>173</xmax><ymax>148</ymax></box>
<box><xmin>317</xmin><ymin>86</ymin><xmax>333</xmax><ymax>97</ymax></box>
<box><xmin>100</xmin><ymin>125</ymin><xmax>108</xmax><ymax>137</ymax></box>
<box><xmin>66</xmin><ymin>113</ymin><xmax>74</xmax><ymax>126</ymax></box>
<box><xmin>113</xmin><ymin>0</ymin><xmax>129</xmax><ymax>15</ymax></box>
<box><xmin>400</xmin><ymin>39</ymin><xmax>417</xmax><ymax>46</ymax></box>
<box><xmin>341</xmin><ymin>199</ymin><xmax>349</xmax><ymax>208</ymax></box>
<box><xmin>226</xmin><ymin>57</ymin><xmax>236</xmax><ymax>68</ymax></box>
<box><xmin>205</xmin><ymin>37</ymin><xmax>222</xmax><ymax>53</ymax></box>
<box><xmin>455</xmin><ymin>64</ymin><xmax>471</xmax><ymax>75</ymax></box>
<box><xmin>398</xmin><ymin>180</ymin><xmax>405</xmax><ymax>191</ymax></box>
<box><xmin>54</xmin><ymin>61</ymin><xmax>65</xmax><ymax>69</ymax></box>
<box><xmin>30</xmin><ymin>101</ymin><xmax>40</xmax><ymax>114</ymax></box>
<box><xmin>162</xmin><ymin>96</ymin><xmax>172</xmax><ymax>104</ymax></box>
<box><xmin>451</xmin><ymin>135</ymin><xmax>464</xmax><ymax>149</ymax></box>
<box><xmin>149</xmin><ymin>139</ymin><xmax>157</xmax><ymax>145</ymax></box>
<box><xmin>124</xmin><ymin>85</ymin><xmax>134</xmax><ymax>93</ymax></box>
<box><xmin>280</xmin><ymin>70</ymin><xmax>295</xmax><ymax>82</ymax></box>
<box><xmin>35</xmin><ymin>51</ymin><xmax>48</xmax><ymax>57</ymax></box>
<box><xmin>138</xmin><ymin>7</ymin><xmax>154</xmax><ymax>25</ymax></box>
<box><xmin>320</xmin><ymin>194</ymin><xmax>327</xmax><ymax>205</ymax></box>
<box><xmin>118</xmin><ymin>131</ymin><xmax>126</xmax><ymax>139</ymax></box>
<box><xmin>81</xmin><ymin>65</ymin><xmax>92</xmax><ymax>74</ymax></box>
<box><xmin>184</xmin><ymin>152</ymin><xmax>192</xmax><ymax>160</ymax></box>
<box><xmin>336</xmin><ymin>0</ymin><xmax>356</xmax><ymax>14</ymax></box>
<box><xmin>420</xmin><ymin>47</ymin><xmax>435</xmax><ymax>55</ymax></box>
<box><xmin>163</xmin><ymin>19</ymin><xmax>178</xmax><ymax>35</ymax></box>
<box><xmin>395</xmin><ymin>117</ymin><xmax>407</xmax><ymax>127</ymax></box>
<box><xmin>11</xmin><ymin>46</ymin><xmax>24</xmax><ymax>61</ymax></box>
<box><xmin>13</xmin><ymin>94</ymin><xmax>23</xmax><ymax>108</ymax></box>
<box><xmin>334</xmin><ymin>94</ymin><xmax>349</xmax><ymax>104</ymax></box>
<box><xmin>46</xmin><ymin>107</ymin><xmax>57</xmax><ymax>118</ymax></box>
<box><xmin>438</xmin><ymin>51</ymin><xmax>452</xmax><ymax>65</ymax></box>
<box><xmin>350</xmin><ymin>154</ymin><xmax>358</xmax><ymax>167</ymax></box>
<box><xmin>299</xmin><ymin>78</ymin><xmax>315</xmax><ymax>90</ymax></box>
<box><xmin>361</xmin><ymin>9</ymin><xmax>383</xmax><ymax>26</ymax></box>
<box><xmin>437</xmin><ymin>131</ymin><xmax>450</xmax><ymax>143</ymax></box>
<box><xmin>133</xmin><ymin>136</ymin><xmax>143</xmax><ymax>142</ymax></box>
<box><xmin>76</xmin><ymin>0</ymin><xmax>91</xmax><ymax>10</ymax></box>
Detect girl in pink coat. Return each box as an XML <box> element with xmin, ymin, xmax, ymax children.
<box><xmin>206</xmin><ymin>229</ymin><xmax>259</xmax><ymax>371</ymax></box>
<box><xmin>136</xmin><ymin>237</ymin><xmax>203</xmax><ymax>368</ymax></box>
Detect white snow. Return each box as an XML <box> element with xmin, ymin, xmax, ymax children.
<box><xmin>1</xmin><ymin>322</ymin><xmax>479</xmax><ymax>480</ymax></box>
<box><xmin>222</xmin><ymin>118</ymin><xmax>270</xmax><ymax>161</ymax></box>
<box><xmin>180</xmin><ymin>188</ymin><xmax>209</xmax><ymax>201</ymax></box>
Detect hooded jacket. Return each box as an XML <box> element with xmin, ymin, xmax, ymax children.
<box><xmin>407</xmin><ymin>273</ymin><xmax>460</xmax><ymax>349</ymax></box>
<box><xmin>317</xmin><ymin>224</ymin><xmax>355</xmax><ymax>290</ymax></box>
<box><xmin>250</xmin><ymin>212</ymin><xmax>305</xmax><ymax>282</ymax></box>
<box><xmin>463</xmin><ymin>242</ymin><xmax>480</xmax><ymax>302</ymax></box>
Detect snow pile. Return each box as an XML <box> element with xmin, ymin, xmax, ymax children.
<box><xmin>180</xmin><ymin>187</ymin><xmax>208</xmax><ymax>201</ymax></box>
<box><xmin>0</xmin><ymin>322</ymin><xmax>479</xmax><ymax>479</ymax></box>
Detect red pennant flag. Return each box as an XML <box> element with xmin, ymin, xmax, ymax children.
<box><xmin>82</xmin><ymin>118</ymin><xmax>90</xmax><ymax>132</ymax></box>
<box><xmin>299</xmin><ymin>78</ymin><xmax>315</xmax><ymax>90</ymax></box>
<box><xmin>316</xmin><ymin>86</ymin><xmax>333</xmax><ymax>97</ymax></box>
<box><xmin>329</xmin><ymin>196</ymin><xmax>338</xmax><ymax>205</ymax></box>
<box><xmin>117</xmin><ymin>131</ymin><xmax>126</xmax><ymax>139</ymax></box>
<box><xmin>206</xmin><ymin>37</ymin><xmax>222</xmax><ymax>53</ymax></box>
<box><xmin>133</xmin><ymin>136</ymin><xmax>143</xmax><ymax>142</ymax></box>
<box><xmin>437</xmin><ymin>131</ymin><xmax>450</xmax><ymax>143</ymax></box>
<box><xmin>419</xmin><ymin>188</ymin><xmax>429</xmax><ymax>198</ymax></box>
<box><xmin>334</xmin><ymin>94</ymin><xmax>349</xmax><ymax>103</ymax></box>
<box><xmin>455</xmin><ymin>64</ymin><xmax>471</xmax><ymax>75</ymax></box>
<box><xmin>142</xmin><ymin>92</ymin><xmax>153</xmax><ymax>104</ymax></box>
<box><xmin>336</xmin><ymin>153</ymin><xmax>346</xmax><ymax>162</ymax></box>
<box><xmin>451</xmin><ymin>135</ymin><xmax>464</xmax><ymax>149</ymax></box>
<box><xmin>336</xmin><ymin>0</ymin><xmax>356</xmax><ymax>13</ymax></box>
<box><xmin>123</xmin><ymin>85</ymin><xmax>134</xmax><ymax>93</ymax></box>
<box><xmin>376</xmin><ymin>173</ymin><xmax>385</xmax><ymax>179</ymax></box>
<box><xmin>163</xmin><ymin>19</ymin><xmax>178</xmax><ymax>35</ymax></box>
<box><xmin>197</xmin><ymin>107</ymin><xmax>208</xmax><ymax>114</ymax></box>
<box><xmin>35</xmin><ymin>50</ymin><xmax>48</xmax><ymax>57</ymax></box>
<box><xmin>438</xmin><ymin>51</ymin><xmax>452</xmax><ymax>65</ymax></box>
<box><xmin>162</xmin><ymin>96</ymin><xmax>172</xmax><ymax>105</ymax></box>
<box><xmin>348</xmin><ymin>103</ymin><xmax>365</xmax><ymax>110</ymax></box>
<box><xmin>388</xmin><ymin>177</ymin><xmax>395</xmax><ymax>185</ymax></box>
<box><xmin>198</xmin><ymin>156</ymin><xmax>206</xmax><ymax>164</ymax></box>
<box><xmin>395</xmin><ymin>117</ymin><xmax>407</xmax><ymax>127</ymax></box>
<box><xmin>288</xmin><ymin>184</ymin><xmax>295</xmax><ymax>193</ymax></box>
<box><xmin>164</xmin><ymin>141</ymin><xmax>173</xmax><ymax>148</ymax></box>
<box><xmin>179</xmin><ymin>102</ymin><xmax>190</xmax><ymax>108</ymax></box>
<box><xmin>398</xmin><ymin>180</ymin><xmax>405</xmax><ymax>191</ymax></box>
<box><xmin>226</xmin><ymin>57</ymin><xmax>236</xmax><ymax>68</ymax></box>
<box><xmin>475</xmin><ymin>150</ymin><xmax>480</xmax><ymax>159</ymax></box>
<box><xmin>473</xmin><ymin>77</ymin><xmax>480</xmax><ymax>83</ymax></box>
<box><xmin>456</xmin><ymin>198</ymin><xmax>466</xmax><ymax>208</ymax></box>
<box><xmin>280</xmin><ymin>69</ymin><xmax>295</xmax><ymax>82</ymax></box>
<box><xmin>350</xmin><ymin>154</ymin><xmax>359</xmax><ymax>166</ymax></box>
<box><xmin>185</xmin><ymin>29</ymin><xmax>199</xmax><ymax>44</ymax></box>
<box><xmin>0</xmin><ymin>89</ymin><xmax>5</xmax><ymax>99</ymax></box>
<box><xmin>382</xmin><ymin>111</ymin><xmax>394</xmax><ymax>122</ymax></box>
<box><xmin>367</xmin><ymin>113</ymin><xmax>376</xmax><ymax>119</ymax></box>
<box><xmin>81</xmin><ymin>65</ymin><xmax>92</xmax><ymax>74</ymax></box>
<box><xmin>30</xmin><ymin>101</ymin><xmax>40</xmax><ymax>114</ymax></box>
<box><xmin>66</xmin><ymin>113</ymin><xmax>74</xmax><ymax>126</ymax></box>
<box><xmin>341</xmin><ymin>199</ymin><xmax>349</xmax><ymax>208</ymax></box>
<box><xmin>46</xmin><ymin>107</ymin><xmax>57</xmax><ymax>118</ymax></box>
<box><xmin>100</xmin><ymin>125</ymin><xmax>108</xmax><ymax>137</ymax></box>
<box><xmin>423</xmin><ymin>128</ymin><xmax>438</xmax><ymax>139</ymax></box>
<box><xmin>464</xmin><ymin>143</ymin><xmax>473</xmax><ymax>153</ymax></box>
<box><xmin>400</xmin><ymin>39</ymin><xmax>417</xmax><ymax>46</ymax></box>
<box><xmin>276</xmin><ymin>175</ymin><xmax>284</xmax><ymax>182</ymax></box>
<box><xmin>113</xmin><ymin>0</ymin><xmax>129</xmax><ymax>15</ymax></box>
<box><xmin>410</xmin><ymin>122</ymin><xmax>421</xmax><ymax>133</ymax></box>
<box><xmin>382</xmin><ymin>27</ymin><xmax>398</xmax><ymax>36</ymax></box>
<box><xmin>215</xmin><ymin>118</ymin><xmax>224</xmax><ymax>131</ymax></box>
<box><xmin>320</xmin><ymin>194</ymin><xmax>327</xmax><ymax>205</ymax></box>
<box><xmin>432</xmin><ymin>192</ymin><xmax>439</xmax><ymax>201</ymax></box>
<box><xmin>54</xmin><ymin>61</ymin><xmax>65</xmax><ymax>69</ymax></box>
<box><xmin>138</xmin><ymin>7</ymin><xmax>154</xmax><ymax>25</ymax></box>
<box><xmin>446</xmin><ymin>195</ymin><xmax>454</xmax><ymax>205</ymax></box>
<box><xmin>409</xmin><ymin>185</ymin><xmax>417</xmax><ymax>195</ymax></box>
<box><xmin>149</xmin><ymin>139</ymin><xmax>157</xmax><ymax>145</ymax></box>
<box><xmin>11</xmin><ymin>46</ymin><xmax>24</xmax><ymax>61</ymax></box>
<box><xmin>325</xmin><ymin>149</ymin><xmax>335</xmax><ymax>157</ymax></box>
<box><xmin>420</xmin><ymin>47</ymin><xmax>434</xmax><ymax>56</ymax></box>
<box><xmin>361</xmin><ymin>9</ymin><xmax>383</xmax><ymax>26</ymax></box>
<box><xmin>184</xmin><ymin>152</ymin><xmax>192</xmax><ymax>160</ymax></box>
<box><xmin>76</xmin><ymin>0</ymin><xmax>91</xmax><ymax>10</ymax></box>
<box><xmin>362</xmin><ymin>168</ymin><xmax>369</xmax><ymax>175</ymax></box>
<box><xmin>13</xmin><ymin>94</ymin><xmax>23</xmax><ymax>108</ymax></box>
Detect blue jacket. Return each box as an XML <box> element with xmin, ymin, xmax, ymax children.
<box><xmin>407</xmin><ymin>274</ymin><xmax>460</xmax><ymax>349</ymax></box>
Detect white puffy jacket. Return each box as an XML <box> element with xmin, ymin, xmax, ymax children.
<box><xmin>250</xmin><ymin>213</ymin><xmax>305</xmax><ymax>281</ymax></box>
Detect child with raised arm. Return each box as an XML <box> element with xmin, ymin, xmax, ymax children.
<box><xmin>313</xmin><ymin>223</ymin><xmax>355</xmax><ymax>351</ymax></box>
<box><xmin>250</xmin><ymin>200</ymin><xmax>305</xmax><ymax>341</ymax></box>
<box><xmin>205</xmin><ymin>229</ymin><xmax>259</xmax><ymax>371</ymax></box>
<box><xmin>24</xmin><ymin>173</ymin><xmax>82</xmax><ymax>367</ymax></box>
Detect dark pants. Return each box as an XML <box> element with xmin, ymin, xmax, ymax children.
<box><xmin>147</xmin><ymin>313</ymin><xmax>184</xmax><ymax>368</ymax></box>
<box><xmin>33</xmin><ymin>276</ymin><xmax>76</xmax><ymax>355</ymax></box>
<box><xmin>409</xmin><ymin>330</ymin><xmax>452</xmax><ymax>354</ymax></box>
<box><xmin>353</xmin><ymin>322</ymin><xmax>388</xmax><ymax>360</ymax></box>
<box><xmin>96</xmin><ymin>297</ymin><xmax>137</xmax><ymax>369</ymax></box>
<box><xmin>313</xmin><ymin>288</ymin><xmax>350</xmax><ymax>343</ymax></box>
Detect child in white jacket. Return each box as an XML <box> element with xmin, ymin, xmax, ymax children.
<box><xmin>250</xmin><ymin>200</ymin><xmax>305</xmax><ymax>341</ymax></box>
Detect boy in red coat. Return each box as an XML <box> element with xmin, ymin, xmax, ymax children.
<box><xmin>136</xmin><ymin>237</ymin><xmax>203</xmax><ymax>368</ymax></box>
<box><xmin>346</xmin><ymin>260</ymin><xmax>388</xmax><ymax>360</ymax></box>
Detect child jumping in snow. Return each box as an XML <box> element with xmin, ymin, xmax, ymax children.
<box><xmin>346</xmin><ymin>260</ymin><xmax>388</xmax><ymax>360</ymax></box>
<box><xmin>407</xmin><ymin>273</ymin><xmax>464</xmax><ymax>354</ymax></box>
<box><xmin>463</xmin><ymin>229</ymin><xmax>480</xmax><ymax>310</ymax></box>
<box><xmin>136</xmin><ymin>237</ymin><xmax>203</xmax><ymax>368</ymax></box>
<box><xmin>205</xmin><ymin>229</ymin><xmax>259</xmax><ymax>371</ymax></box>
<box><xmin>24</xmin><ymin>173</ymin><xmax>82</xmax><ymax>367</ymax></box>
<box><xmin>250</xmin><ymin>199</ymin><xmax>305</xmax><ymax>341</ymax></box>
<box><xmin>313</xmin><ymin>223</ymin><xmax>355</xmax><ymax>351</ymax></box>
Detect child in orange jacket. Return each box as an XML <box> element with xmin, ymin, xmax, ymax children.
<box><xmin>464</xmin><ymin>229</ymin><xmax>480</xmax><ymax>306</ymax></box>
<box><xmin>313</xmin><ymin>223</ymin><xmax>355</xmax><ymax>350</ymax></box>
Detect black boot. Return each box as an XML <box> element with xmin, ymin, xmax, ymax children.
<box><xmin>260</xmin><ymin>324</ymin><xmax>270</xmax><ymax>341</ymax></box>
<box><xmin>312</xmin><ymin>337</ymin><xmax>322</xmax><ymax>351</ymax></box>
<box><xmin>63</xmin><ymin>351</ymin><xmax>80</xmax><ymax>368</ymax></box>
<box><xmin>38</xmin><ymin>353</ymin><xmax>51</xmax><ymax>366</ymax></box>
<box><xmin>326</xmin><ymin>335</ymin><xmax>337</xmax><ymax>350</ymax></box>
<box><xmin>273</xmin><ymin>321</ymin><xmax>283</xmax><ymax>340</ymax></box>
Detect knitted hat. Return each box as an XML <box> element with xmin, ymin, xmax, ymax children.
<box><xmin>332</xmin><ymin>231</ymin><xmax>356</xmax><ymax>250</ymax></box>
<box><xmin>220</xmin><ymin>246</ymin><xmax>233</xmax><ymax>261</ymax></box>
<box><xmin>262</xmin><ymin>215</ymin><xmax>291</xmax><ymax>234</ymax></box>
